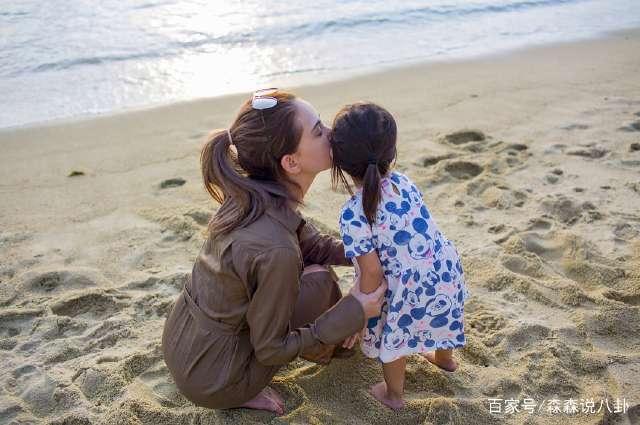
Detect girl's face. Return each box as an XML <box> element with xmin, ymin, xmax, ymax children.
<box><xmin>292</xmin><ymin>99</ymin><xmax>332</xmax><ymax>174</ymax></box>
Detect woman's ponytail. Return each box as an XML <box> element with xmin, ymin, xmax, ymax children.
<box><xmin>201</xmin><ymin>129</ymin><xmax>233</xmax><ymax>204</ymax></box>
<box><xmin>200</xmin><ymin>129</ymin><xmax>267</xmax><ymax>238</ymax></box>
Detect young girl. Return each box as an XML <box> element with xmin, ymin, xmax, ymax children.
<box><xmin>330</xmin><ymin>102</ymin><xmax>470</xmax><ymax>410</ymax></box>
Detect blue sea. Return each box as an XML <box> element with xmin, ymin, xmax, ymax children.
<box><xmin>1</xmin><ymin>0</ymin><xmax>639</xmax><ymax>129</ymax></box>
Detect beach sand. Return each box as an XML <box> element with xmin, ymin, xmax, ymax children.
<box><xmin>1</xmin><ymin>29</ymin><xmax>639</xmax><ymax>425</ymax></box>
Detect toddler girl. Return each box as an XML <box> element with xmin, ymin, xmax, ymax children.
<box><xmin>330</xmin><ymin>102</ymin><xmax>470</xmax><ymax>410</ymax></box>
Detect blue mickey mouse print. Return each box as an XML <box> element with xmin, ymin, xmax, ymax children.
<box><xmin>339</xmin><ymin>171</ymin><xmax>470</xmax><ymax>363</ymax></box>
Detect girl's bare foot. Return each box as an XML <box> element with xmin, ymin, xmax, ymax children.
<box><xmin>368</xmin><ymin>381</ymin><xmax>405</xmax><ymax>410</ymax></box>
<box><xmin>240</xmin><ymin>386</ymin><xmax>284</xmax><ymax>415</ymax></box>
<box><xmin>420</xmin><ymin>352</ymin><xmax>458</xmax><ymax>372</ymax></box>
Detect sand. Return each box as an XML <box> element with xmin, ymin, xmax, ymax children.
<box><xmin>1</xmin><ymin>29</ymin><xmax>640</xmax><ymax>425</ymax></box>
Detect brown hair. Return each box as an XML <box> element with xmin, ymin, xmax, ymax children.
<box><xmin>201</xmin><ymin>90</ymin><xmax>303</xmax><ymax>238</ymax></box>
<box><xmin>330</xmin><ymin>102</ymin><xmax>397</xmax><ymax>224</ymax></box>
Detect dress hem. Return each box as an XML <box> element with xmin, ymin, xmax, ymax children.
<box><xmin>362</xmin><ymin>340</ymin><xmax>467</xmax><ymax>364</ymax></box>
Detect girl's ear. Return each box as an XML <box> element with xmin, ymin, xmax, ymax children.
<box><xmin>280</xmin><ymin>153</ymin><xmax>301</xmax><ymax>175</ymax></box>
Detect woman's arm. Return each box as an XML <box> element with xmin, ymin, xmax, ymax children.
<box><xmin>243</xmin><ymin>246</ymin><xmax>364</xmax><ymax>366</ymax></box>
<box><xmin>298</xmin><ymin>220</ymin><xmax>351</xmax><ymax>267</ymax></box>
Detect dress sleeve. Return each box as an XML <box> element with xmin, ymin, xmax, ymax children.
<box><xmin>298</xmin><ymin>220</ymin><xmax>351</xmax><ymax>267</ymax></box>
<box><xmin>339</xmin><ymin>200</ymin><xmax>375</xmax><ymax>259</ymax></box>
<box><xmin>243</xmin><ymin>246</ymin><xmax>365</xmax><ymax>366</ymax></box>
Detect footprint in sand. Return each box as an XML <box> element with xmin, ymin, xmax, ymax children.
<box><xmin>500</xmin><ymin>254</ymin><xmax>544</xmax><ymax>278</ymax></box>
<box><xmin>10</xmin><ymin>365</ymin><xmax>66</xmax><ymax>417</ymax></box>
<box><xmin>18</xmin><ymin>268</ymin><xmax>103</xmax><ymax>294</ymax></box>
<box><xmin>134</xmin><ymin>293</ymin><xmax>174</xmax><ymax>319</ymax></box>
<box><xmin>159</xmin><ymin>178</ymin><xmax>186</xmax><ymax>189</ymax></box>
<box><xmin>441</xmin><ymin>130</ymin><xmax>489</xmax><ymax>153</ymax></box>
<box><xmin>566</xmin><ymin>145</ymin><xmax>609</xmax><ymax>159</ymax></box>
<box><xmin>618</xmin><ymin>120</ymin><xmax>640</xmax><ymax>132</ymax></box>
<box><xmin>115</xmin><ymin>351</ymin><xmax>189</xmax><ymax>408</ymax></box>
<box><xmin>626</xmin><ymin>181</ymin><xmax>640</xmax><ymax>193</ymax></box>
<box><xmin>73</xmin><ymin>366</ymin><xmax>128</xmax><ymax>404</ymax></box>
<box><xmin>83</xmin><ymin>319</ymin><xmax>132</xmax><ymax>351</ymax></box>
<box><xmin>526</xmin><ymin>217</ymin><xmax>553</xmax><ymax>231</ymax></box>
<box><xmin>621</xmin><ymin>159</ymin><xmax>640</xmax><ymax>167</ymax></box>
<box><xmin>501</xmin><ymin>323</ymin><xmax>551</xmax><ymax>352</ymax></box>
<box><xmin>602</xmin><ymin>289</ymin><xmax>640</xmax><ymax>306</ymax></box>
<box><xmin>443</xmin><ymin>130</ymin><xmax>485</xmax><ymax>145</ymax></box>
<box><xmin>0</xmin><ymin>308</ymin><xmax>44</xmax><ymax>343</ymax></box>
<box><xmin>561</xmin><ymin>123</ymin><xmax>590</xmax><ymax>131</ymax></box>
<box><xmin>516</xmin><ymin>231</ymin><xmax>565</xmax><ymax>260</ymax></box>
<box><xmin>540</xmin><ymin>194</ymin><xmax>601</xmax><ymax>225</ymax></box>
<box><xmin>443</xmin><ymin>160</ymin><xmax>483</xmax><ymax>180</ymax></box>
<box><xmin>545</xmin><ymin>167</ymin><xmax>564</xmax><ymax>184</ymax></box>
<box><xmin>612</xmin><ymin>222</ymin><xmax>639</xmax><ymax>242</ymax></box>
<box><xmin>420</xmin><ymin>153</ymin><xmax>456</xmax><ymax>168</ymax></box>
<box><xmin>50</xmin><ymin>291</ymin><xmax>126</xmax><ymax>319</ymax></box>
<box><xmin>465</xmin><ymin>177</ymin><xmax>528</xmax><ymax>211</ymax></box>
<box><xmin>466</xmin><ymin>305</ymin><xmax>507</xmax><ymax>346</ymax></box>
<box><xmin>184</xmin><ymin>208</ymin><xmax>212</xmax><ymax>226</ymax></box>
<box><xmin>123</xmin><ymin>271</ymin><xmax>188</xmax><ymax>295</ymax></box>
<box><xmin>502</xmin><ymin>143</ymin><xmax>529</xmax><ymax>152</ymax></box>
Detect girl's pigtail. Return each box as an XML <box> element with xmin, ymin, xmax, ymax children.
<box><xmin>362</xmin><ymin>161</ymin><xmax>382</xmax><ymax>225</ymax></box>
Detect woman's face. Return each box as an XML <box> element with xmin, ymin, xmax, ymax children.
<box><xmin>292</xmin><ymin>98</ymin><xmax>332</xmax><ymax>174</ymax></box>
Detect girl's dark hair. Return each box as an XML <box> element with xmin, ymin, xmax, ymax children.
<box><xmin>201</xmin><ymin>90</ymin><xmax>303</xmax><ymax>239</ymax></box>
<box><xmin>330</xmin><ymin>102</ymin><xmax>397</xmax><ymax>224</ymax></box>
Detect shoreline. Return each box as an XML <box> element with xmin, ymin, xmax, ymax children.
<box><xmin>2</xmin><ymin>26</ymin><xmax>639</xmax><ymax>133</ymax></box>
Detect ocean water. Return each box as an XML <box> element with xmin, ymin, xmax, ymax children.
<box><xmin>1</xmin><ymin>0</ymin><xmax>639</xmax><ymax>129</ymax></box>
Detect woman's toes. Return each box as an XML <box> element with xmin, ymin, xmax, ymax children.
<box><xmin>265</xmin><ymin>386</ymin><xmax>285</xmax><ymax>408</ymax></box>
<box><xmin>241</xmin><ymin>389</ymin><xmax>284</xmax><ymax>415</ymax></box>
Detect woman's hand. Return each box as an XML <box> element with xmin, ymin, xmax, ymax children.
<box><xmin>342</xmin><ymin>327</ymin><xmax>365</xmax><ymax>349</ymax></box>
<box><xmin>349</xmin><ymin>275</ymin><xmax>387</xmax><ymax>320</ymax></box>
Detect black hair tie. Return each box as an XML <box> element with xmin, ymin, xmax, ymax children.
<box><xmin>367</xmin><ymin>155</ymin><xmax>378</xmax><ymax>165</ymax></box>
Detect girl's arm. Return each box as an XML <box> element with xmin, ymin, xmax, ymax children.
<box><xmin>355</xmin><ymin>251</ymin><xmax>384</xmax><ymax>294</ymax></box>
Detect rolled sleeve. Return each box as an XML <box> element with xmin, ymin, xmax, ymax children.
<box><xmin>298</xmin><ymin>221</ymin><xmax>351</xmax><ymax>267</ymax></box>
<box><xmin>245</xmin><ymin>247</ymin><xmax>365</xmax><ymax>366</ymax></box>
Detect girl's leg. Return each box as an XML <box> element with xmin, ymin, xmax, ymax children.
<box><xmin>369</xmin><ymin>356</ymin><xmax>407</xmax><ymax>410</ymax></box>
<box><xmin>420</xmin><ymin>349</ymin><xmax>458</xmax><ymax>372</ymax></box>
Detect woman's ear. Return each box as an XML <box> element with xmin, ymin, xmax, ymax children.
<box><xmin>280</xmin><ymin>153</ymin><xmax>302</xmax><ymax>175</ymax></box>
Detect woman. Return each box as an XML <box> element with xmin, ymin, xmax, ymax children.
<box><xmin>161</xmin><ymin>89</ymin><xmax>387</xmax><ymax>415</ymax></box>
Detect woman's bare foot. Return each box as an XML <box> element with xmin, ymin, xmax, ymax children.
<box><xmin>240</xmin><ymin>386</ymin><xmax>284</xmax><ymax>415</ymax></box>
<box><xmin>420</xmin><ymin>352</ymin><xmax>458</xmax><ymax>372</ymax></box>
<box><xmin>368</xmin><ymin>381</ymin><xmax>405</xmax><ymax>410</ymax></box>
<box><xmin>264</xmin><ymin>386</ymin><xmax>285</xmax><ymax>409</ymax></box>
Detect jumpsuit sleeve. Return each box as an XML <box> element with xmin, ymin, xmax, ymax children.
<box><xmin>241</xmin><ymin>246</ymin><xmax>365</xmax><ymax>366</ymax></box>
<box><xmin>298</xmin><ymin>221</ymin><xmax>352</xmax><ymax>267</ymax></box>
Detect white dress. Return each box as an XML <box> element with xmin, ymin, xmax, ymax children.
<box><xmin>339</xmin><ymin>171</ymin><xmax>470</xmax><ymax>363</ymax></box>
